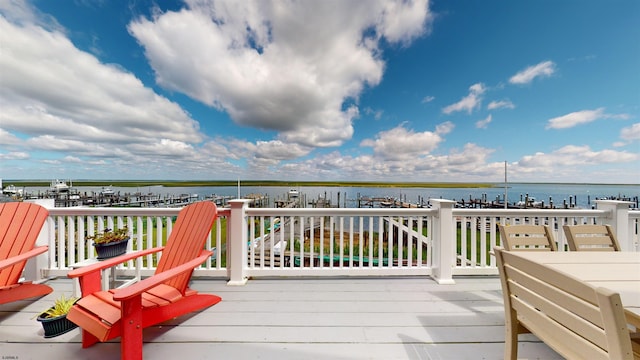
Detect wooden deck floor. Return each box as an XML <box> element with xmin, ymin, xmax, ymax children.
<box><xmin>0</xmin><ymin>276</ymin><xmax>562</xmax><ymax>359</ymax></box>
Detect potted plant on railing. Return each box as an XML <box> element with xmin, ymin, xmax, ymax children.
<box><xmin>88</xmin><ymin>226</ymin><xmax>130</xmax><ymax>260</ymax></box>
<box><xmin>36</xmin><ymin>294</ymin><xmax>79</xmax><ymax>338</ymax></box>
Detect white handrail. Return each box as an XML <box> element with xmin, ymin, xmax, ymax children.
<box><xmin>32</xmin><ymin>200</ymin><xmax>637</xmax><ymax>285</ymax></box>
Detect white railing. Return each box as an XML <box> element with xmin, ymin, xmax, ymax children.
<box><xmin>452</xmin><ymin>207</ymin><xmax>609</xmax><ymax>274</ymax></box>
<box><xmin>39</xmin><ymin>206</ymin><xmax>228</xmax><ymax>279</ymax></box>
<box><xmin>242</xmin><ymin>207</ymin><xmax>435</xmax><ymax>278</ymax></box>
<box><xmin>32</xmin><ymin>199</ymin><xmax>638</xmax><ymax>285</ymax></box>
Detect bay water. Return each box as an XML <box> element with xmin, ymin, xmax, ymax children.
<box><xmin>26</xmin><ymin>183</ymin><xmax>639</xmax><ymax>209</ymax></box>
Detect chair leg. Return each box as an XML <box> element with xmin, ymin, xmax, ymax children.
<box><xmin>504</xmin><ymin>314</ymin><xmax>519</xmax><ymax>360</ymax></box>
<box><xmin>81</xmin><ymin>329</ymin><xmax>99</xmax><ymax>348</ymax></box>
<box><xmin>121</xmin><ymin>295</ymin><xmax>143</xmax><ymax>360</ymax></box>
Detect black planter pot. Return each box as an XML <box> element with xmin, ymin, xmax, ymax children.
<box><xmin>37</xmin><ymin>313</ymin><xmax>78</xmax><ymax>338</ymax></box>
<box><xmin>94</xmin><ymin>237</ymin><xmax>129</xmax><ymax>260</ymax></box>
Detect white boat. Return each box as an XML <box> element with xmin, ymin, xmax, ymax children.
<box><xmin>50</xmin><ymin>179</ymin><xmax>70</xmax><ymax>192</ymax></box>
<box><xmin>2</xmin><ymin>184</ymin><xmax>23</xmax><ymax>197</ymax></box>
<box><xmin>516</xmin><ymin>197</ymin><xmax>542</xmax><ymax>207</ymax></box>
<box><xmin>100</xmin><ymin>186</ymin><xmax>115</xmax><ymax>196</ymax></box>
<box><xmin>288</xmin><ymin>189</ymin><xmax>299</xmax><ymax>198</ymax></box>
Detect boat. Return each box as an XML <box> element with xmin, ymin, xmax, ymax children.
<box><xmin>516</xmin><ymin>197</ymin><xmax>542</xmax><ymax>208</ymax></box>
<box><xmin>2</xmin><ymin>184</ymin><xmax>23</xmax><ymax>197</ymax></box>
<box><xmin>288</xmin><ymin>189</ymin><xmax>299</xmax><ymax>198</ymax></box>
<box><xmin>50</xmin><ymin>179</ymin><xmax>70</xmax><ymax>192</ymax></box>
<box><xmin>100</xmin><ymin>186</ymin><xmax>115</xmax><ymax>196</ymax></box>
<box><xmin>378</xmin><ymin>196</ymin><xmax>395</xmax><ymax>207</ymax></box>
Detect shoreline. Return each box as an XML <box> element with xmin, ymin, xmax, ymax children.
<box><xmin>3</xmin><ymin>180</ymin><xmax>639</xmax><ymax>189</ymax></box>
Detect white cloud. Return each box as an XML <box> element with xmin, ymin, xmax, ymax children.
<box><xmin>377</xmin><ymin>0</ymin><xmax>432</xmax><ymax>44</ymax></box>
<box><xmin>63</xmin><ymin>155</ymin><xmax>82</xmax><ymax>163</ymax></box>
<box><xmin>476</xmin><ymin>115</ymin><xmax>492</xmax><ymax>129</ymax></box>
<box><xmin>421</xmin><ymin>96</ymin><xmax>435</xmax><ymax>103</ymax></box>
<box><xmin>0</xmin><ymin>9</ymin><xmax>215</xmax><ymax>176</ymax></box>
<box><xmin>0</xmin><ymin>0</ymin><xmax>62</xmax><ymax>30</ymax></box>
<box><xmin>620</xmin><ymin>123</ymin><xmax>640</xmax><ymax>141</ymax></box>
<box><xmin>282</xmin><ymin>142</ymin><xmax>498</xmax><ymax>182</ymax></box>
<box><xmin>129</xmin><ymin>139</ymin><xmax>196</xmax><ymax>157</ymax></box>
<box><xmin>0</xmin><ymin>128</ymin><xmax>22</xmax><ymax>145</ymax></box>
<box><xmin>0</xmin><ymin>7</ymin><xmax>259</xmax><ymax>179</ymax></box>
<box><xmin>435</xmin><ymin>121</ymin><xmax>455</xmax><ymax>135</ymax></box>
<box><xmin>506</xmin><ymin>144</ymin><xmax>639</xmax><ymax>182</ymax></box>
<box><xmin>360</xmin><ymin>124</ymin><xmax>444</xmax><ymax>160</ymax></box>
<box><xmin>0</xmin><ymin>151</ymin><xmax>29</xmax><ymax>160</ymax></box>
<box><xmin>129</xmin><ymin>0</ymin><xmax>432</xmax><ymax>148</ymax></box>
<box><xmin>509</xmin><ymin>60</ymin><xmax>556</xmax><ymax>85</ymax></box>
<box><xmin>364</xmin><ymin>107</ymin><xmax>384</xmax><ymax>120</ymax></box>
<box><xmin>442</xmin><ymin>83</ymin><xmax>486</xmax><ymax>114</ymax></box>
<box><xmin>487</xmin><ymin>100</ymin><xmax>515</xmax><ymax>110</ymax></box>
<box><xmin>518</xmin><ymin>145</ymin><xmax>638</xmax><ymax>168</ymax></box>
<box><xmin>253</xmin><ymin>140</ymin><xmax>311</xmax><ymax>160</ymax></box>
<box><xmin>546</xmin><ymin>108</ymin><xmax>630</xmax><ymax>129</ymax></box>
<box><xmin>0</xmin><ymin>15</ymin><xmax>206</xmax><ymax>153</ymax></box>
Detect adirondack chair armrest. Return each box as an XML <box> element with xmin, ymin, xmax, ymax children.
<box><xmin>113</xmin><ymin>250</ymin><xmax>213</xmax><ymax>301</ymax></box>
<box><xmin>67</xmin><ymin>247</ymin><xmax>164</xmax><ymax>279</ymax></box>
<box><xmin>0</xmin><ymin>245</ymin><xmax>48</xmax><ymax>271</ymax></box>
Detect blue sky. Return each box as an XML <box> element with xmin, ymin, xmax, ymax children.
<box><xmin>0</xmin><ymin>0</ymin><xmax>638</xmax><ymax>183</ymax></box>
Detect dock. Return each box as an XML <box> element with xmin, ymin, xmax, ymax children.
<box><xmin>13</xmin><ymin>189</ymin><xmax>236</xmax><ymax>208</ymax></box>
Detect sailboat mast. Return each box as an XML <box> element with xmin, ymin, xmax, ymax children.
<box><xmin>504</xmin><ymin>161</ymin><xmax>508</xmax><ymax>209</ymax></box>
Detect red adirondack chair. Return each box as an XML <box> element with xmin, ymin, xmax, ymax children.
<box><xmin>67</xmin><ymin>201</ymin><xmax>221</xmax><ymax>360</ymax></box>
<box><xmin>0</xmin><ymin>202</ymin><xmax>52</xmax><ymax>305</ymax></box>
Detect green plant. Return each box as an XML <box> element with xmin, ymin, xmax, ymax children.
<box><xmin>40</xmin><ymin>294</ymin><xmax>78</xmax><ymax>319</ymax></box>
<box><xmin>88</xmin><ymin>227</ymin><xmax>129</xmax><ymax>244</ymax></box>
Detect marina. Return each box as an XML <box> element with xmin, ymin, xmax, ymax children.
<box><xmin>3</xmin><ymin>188</ymin><xmax>207</xmax><ymax>208</ymax></box>
<box><xmin>1</xmin><ymin>180</ymin><xmax>638</xmax><ymax>209</ymax></box>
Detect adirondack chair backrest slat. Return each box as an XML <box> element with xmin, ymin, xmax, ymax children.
<box><xmin>155</xmin><ymin>201</ymin><xmax>217</xmax><ymax>291</ymax></box>
<box><xmin>0</xmin><ymin>202</ymin><xmax>49</xmax><ymax>286</ymax></box>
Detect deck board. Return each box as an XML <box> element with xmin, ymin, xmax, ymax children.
<box><xmin>0</xmin><ymin>276</ymin><xmax>562</xmax><ymax>359</ymax></box>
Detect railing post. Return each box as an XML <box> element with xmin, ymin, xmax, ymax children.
<box><xmin>430</xmin><ymin>199</ymin><xmax>456</xmax><ymax>284</ymax></box>
<box><xmin>227</xmin><ymin>199</ymin><xmax>250</xmax><ymax>286</ymax></box>
<box><xmin>595</xmin><ymin>200</ymin><xmax>633</xmax><ymax>251</ymax></box>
